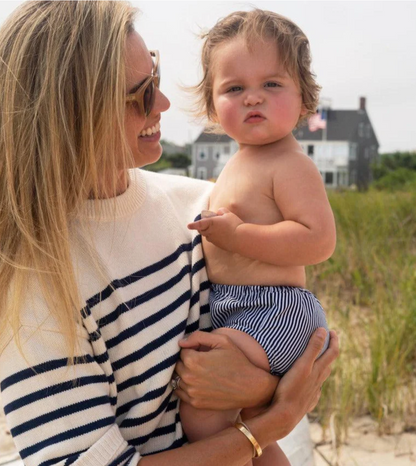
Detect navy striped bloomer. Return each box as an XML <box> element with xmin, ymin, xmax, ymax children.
<box><xmin>210</xmin><ymin>284</ymin><xmax>330</xmax><ymax>376</ymax></box>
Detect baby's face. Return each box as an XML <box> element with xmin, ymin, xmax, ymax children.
<box><xmin>210</xmin><ymin>37</ymin><xmax>306</xmax><ymax>146</ymax></box>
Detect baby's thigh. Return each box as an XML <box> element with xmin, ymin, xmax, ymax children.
<box><xmin>212</xmin><ymin>327</ymin><xmax>271</xmax><ymax>372</ymax></box>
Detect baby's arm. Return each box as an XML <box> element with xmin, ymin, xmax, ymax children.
<box><xmin>188</xmin><ymin>153</ymin><xmax>336</xmax><ymax>267</ymax></box>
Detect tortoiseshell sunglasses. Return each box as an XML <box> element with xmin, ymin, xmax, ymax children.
<box><xmin>126</xmin><ymin>50</ymin><xmax>160</xmax><ymax>116</ymax></box>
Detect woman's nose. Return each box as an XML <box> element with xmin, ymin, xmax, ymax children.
<box><xmin>153</xmin><ymin>87</ymin><xmax>170</xmax><ymax>114</ymax></box>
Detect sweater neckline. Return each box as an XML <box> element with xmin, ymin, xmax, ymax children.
<box><xmin>76</xmin><ymin>169</ymin><xmax>147</xmax><ymax>221</ymax></box>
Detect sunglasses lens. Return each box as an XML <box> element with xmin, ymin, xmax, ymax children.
<box><xmin>143</xmin><ymin>81</ymin><xmax>155</xmax><ymax>116</ymax></box>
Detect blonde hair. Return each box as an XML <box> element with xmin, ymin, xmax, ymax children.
<box><xmin>192</xmin><ymin>9</ymin><xmax>321</xmax><ymax>131</ymax></box>
<box><xmin>0</xmin><ymin>1</ymin><xmax>136</xmax><ymax>359</ymax></box>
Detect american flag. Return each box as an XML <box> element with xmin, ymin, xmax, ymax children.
<box><xmin>308</xmin><ymin>110</ymin><xmax>327</xmax><ymax>132</ymax></box>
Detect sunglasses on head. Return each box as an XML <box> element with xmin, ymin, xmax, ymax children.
<box><xmin>126</xmin><ymin>50</ymin><xmax>160</xmax><ymax>117</ymax></box>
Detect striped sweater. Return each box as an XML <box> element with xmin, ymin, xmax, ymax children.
<box><xmin>0</xmin><ymin>169</ymin><xmax>212</xmax><ymax>466</ymax></box>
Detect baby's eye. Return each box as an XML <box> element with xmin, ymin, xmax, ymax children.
<box><xmin>264</xmin><ymin>82</ymin><xmax>280</xmax><ymax>88</ymax></box>
<box><xmin>227</xmin><ymin>86</ymin><xmax>243</xmax><ymax>93</ymax></box>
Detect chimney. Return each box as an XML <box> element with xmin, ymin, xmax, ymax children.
<box><xmin>359</xmin><ymin>97</ymin><xmax>366</xmax><ymax>111</ymax></box>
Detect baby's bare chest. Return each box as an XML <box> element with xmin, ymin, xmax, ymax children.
<box><xmin>210</xmin><ymin>162</ymin><xmax>283</xmax><ymax>224</ymax></box>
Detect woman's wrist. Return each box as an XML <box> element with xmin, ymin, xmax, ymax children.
<box><xmin>242</xmin><ymin>406</ymin><xmax>294</xmax><ymax>450</ymax></box>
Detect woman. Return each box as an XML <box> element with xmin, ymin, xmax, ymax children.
<box><xmin>0</xmin><ymin>2</ymin><xmax>338</xmax><ymax>465</ymax></box>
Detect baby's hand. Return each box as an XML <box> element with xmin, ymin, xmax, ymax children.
<box><xmin>187</xmin><ymin>208</ymin><xmax>244</xmax><ymax>252</ymax></box>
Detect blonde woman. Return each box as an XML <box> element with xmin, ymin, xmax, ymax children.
<box><xmin>0</xmin><ymin>2</ymin><xmax>338</xmax><ymax>465</ymax></box>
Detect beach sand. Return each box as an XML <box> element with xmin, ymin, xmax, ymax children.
<box><xmin>311</xmin><ymin>416</ymin><xmax>416</xmax><ymax>466</ymax></box>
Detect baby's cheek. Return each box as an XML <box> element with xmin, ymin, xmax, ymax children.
<box><xmin>217</xmin><ymin>103</ymin><xmax>240</xmax><ymax>134</ymax></box>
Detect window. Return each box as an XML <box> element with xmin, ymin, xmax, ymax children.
<box><xmin>307</xmin><ymin>145</ymin><xmax>314</xmax><ymax>156</ymax></box>
<box><xmin>337</xmin><ymin>171</ymin><xmax>348</xmax><ymax>187</ymax></box>
<box><xmin>358</xmin><ymin>122</ymin><xmax>365</xmax><ymax>137</ymax></box>
<box><xmin>366</xmin><ymin>124</ymin><xmax>372</xmax><ymax>138</ymax></box>
<box><xmin>197</xmin><ymin>147</ymin><xmax>206</xmax><ymax>161</ymax></box>
<box><xmin>350</xmin><ymin>143</ymin><xmax>357</xmax><ymax>160</ymax></box>
<box><xmin>325</xmin><ymin>172</ymin><xmax>334</xmax><ymax>185</ymax></box>
<box><xmin>197</xmin><ymin>167</ymin><xmax>207</xmax><ymax>180</ymax></box>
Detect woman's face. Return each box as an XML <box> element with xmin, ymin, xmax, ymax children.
<box><xmin>124</xmin><ymin>31</ymin><xmax>170</xmax><ymax>168</ymax></box>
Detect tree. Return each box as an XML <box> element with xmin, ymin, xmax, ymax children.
<box><xmin>372</xmin><ymin>151</ymin><xmax>416</xmax><ymax>181</ymax></box>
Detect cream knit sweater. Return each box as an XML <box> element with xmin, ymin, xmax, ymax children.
<box><xmin>0</xmin><ymin>169</ymin><xmax>212</xmax><ymax>466</ymax></box>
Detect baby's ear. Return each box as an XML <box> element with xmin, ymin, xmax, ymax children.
<box><xmin>209</xmin><ymin>110</ymin><xmax>219</xmax><ymax>123</ymax></box>
<box><xmin>300</xmin><ymin>103</ymin><xmax>308</xmax><ymax>116</ymax></box>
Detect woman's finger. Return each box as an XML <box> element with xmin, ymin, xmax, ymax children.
<box><xmin>288</xmin><ymin>328</ymin><xmax>328</xmax><ymax>376</ymax></box>
<box><xmin>314</xmin><ymin>330</ymin><xmax>339</xmax><ymax>375</ymax></box>
<box><xmin>179</xmin><ymin>330</ymin><xmax>230</xmax><ymax>350</ymax></box>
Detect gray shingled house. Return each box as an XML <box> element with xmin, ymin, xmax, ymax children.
<box><xmin>191</xmin><ymin>97</ymin><xmax>379</xmax><ymax>189</ymax></box>
<box><xmin>294</xmin><ymin>97</ymin><xmax>379</xmax><ymax>189</ymax></box>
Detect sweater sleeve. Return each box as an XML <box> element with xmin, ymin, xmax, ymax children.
<box><xmin>0</xmin><ymin>322</ymin><xmax>140</xmax><ymax>466</ymax></box>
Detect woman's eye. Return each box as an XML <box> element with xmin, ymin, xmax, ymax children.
<box><xmin>265</xmin><ymin>82</ymin><xmax>280</xmax><ymax>88</ymax></box>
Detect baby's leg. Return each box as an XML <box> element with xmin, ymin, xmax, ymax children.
<box><xmin>180</xmin><ymin>327</ymin><xmax>288</xmax><ymax>466</ymax></box>
<box><xmin>180</xmin><ymin>328</ymin><xmax>265</xmax><ymax>443</ymax></box>
<box><xmin>253</xmin><ymin>443</ymin><xmax>291</xmax><ymax>466</ymax></box>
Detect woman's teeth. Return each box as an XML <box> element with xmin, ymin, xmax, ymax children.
<box><xmin>140</xmin><ymin>122</ymin><xmax>160</xmax><ymax>137</ymax></box>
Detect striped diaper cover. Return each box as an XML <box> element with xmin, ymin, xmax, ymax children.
<box><xmin>210</xmin><ymin>284</ymin><xmax>329</xmax><ymax>376</ymax></box>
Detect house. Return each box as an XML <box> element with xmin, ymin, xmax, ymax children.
<box><xmin>294</xmin><ymin>97</ymin><xmax>379</xmax><ymax>189</ymax></box>
<box><xmin>191</xmin><ymin>97</ymin><xmax>379</xmax><ymax>189</ymax></box>
<box><xmin>190</xmin><ymin>132</ymin><xmax>237</xmax><ymax>180</ymax></box>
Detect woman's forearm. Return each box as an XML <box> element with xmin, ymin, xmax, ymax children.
<box><xmin>139</xmin><ymin>426</ymin><xmax>256</xmax><ymax>466</ymax></box>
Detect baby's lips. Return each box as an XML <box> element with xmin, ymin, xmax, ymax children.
<box><xmin>201</xmin><ymin>210</ymin><xmax>217</xmax><ymax>219</ymax></box>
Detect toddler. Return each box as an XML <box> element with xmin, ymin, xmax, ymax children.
<box><xmin>184</xmin><ymin>10</ymin><xmax>336</xmax><ymax>465</ymax></box>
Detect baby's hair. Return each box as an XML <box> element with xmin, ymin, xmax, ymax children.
<box><xmin>192</xmin><ymin>9</ymin><xmax>321</xmax><ymax>131</ymax></box>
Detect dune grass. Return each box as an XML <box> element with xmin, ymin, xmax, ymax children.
<box><xmin>308</xmin><ymin>189</ymin><xmax>416</xmax><ymax>441</ymax></box>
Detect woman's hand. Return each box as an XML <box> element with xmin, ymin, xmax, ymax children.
<box><xmin>174</xmin><ymin>331</ymin><xmax>279</xmax><ymax>410</ymax></box>
<box><xmin>253</xmin><ymin>328</ymin><xmax>339</xmax><ymax>440</ymax></box>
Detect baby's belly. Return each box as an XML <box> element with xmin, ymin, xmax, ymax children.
<box><xmin>203</xmin><ymin>239</ymin><xmax>306</xmax><ymax>287</ymax></box>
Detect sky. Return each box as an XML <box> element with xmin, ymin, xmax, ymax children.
<box><xmin>0</xmin><ymin>1</ymin><xmax>414</xmax><ymax>154</ymax></box>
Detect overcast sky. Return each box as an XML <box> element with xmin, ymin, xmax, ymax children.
<box><xmin>1</xmin><ymin>1</ymin><xmax>414</xmax><ymax>153</ymax></box>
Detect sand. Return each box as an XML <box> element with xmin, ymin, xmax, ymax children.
<box><xmin>311</xmin><ymin>416</ymin><xmax>416</xmax><ymax>466</ymax></box>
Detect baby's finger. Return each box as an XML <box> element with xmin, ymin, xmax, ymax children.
<box><xmin>216</xmin><ymin>207</ymin><xmax>230</xmax><ymax>215</ymax></box>
<box><xmin>201</xmin><ymin>210</ymin><xmax>217</xmax><ymax>219</ymax></box>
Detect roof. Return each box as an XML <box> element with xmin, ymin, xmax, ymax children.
<box><xmin>194</xmin><ymin>131</ymin><xmax>233</xmax><ymax>143</ymax></box>
<box><xmin>294</xmin><ymin>110</ymin><xmax>378</xmax><ymax>145</ymax></box>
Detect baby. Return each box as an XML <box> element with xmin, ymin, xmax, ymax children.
<box><xmin>185</xmin><ymin>9</ymin><xmax>336</xmax><ymax>465</ymax></box>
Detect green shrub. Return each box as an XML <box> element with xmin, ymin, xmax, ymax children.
<box><xmin>372</xmin><ymin>167</ymin><xmax>416</xmax><ymax>191</ymax></box>
<box><xmin>309</xmin><ymin>189</ymin><xmax>416</xmax><ymax>440</ymax></box>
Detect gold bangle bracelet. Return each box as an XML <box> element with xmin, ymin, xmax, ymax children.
<box><xmin>234</xmin><ymin>422</ymin><xmax>263</xmax><ymax>458</ymax></box>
